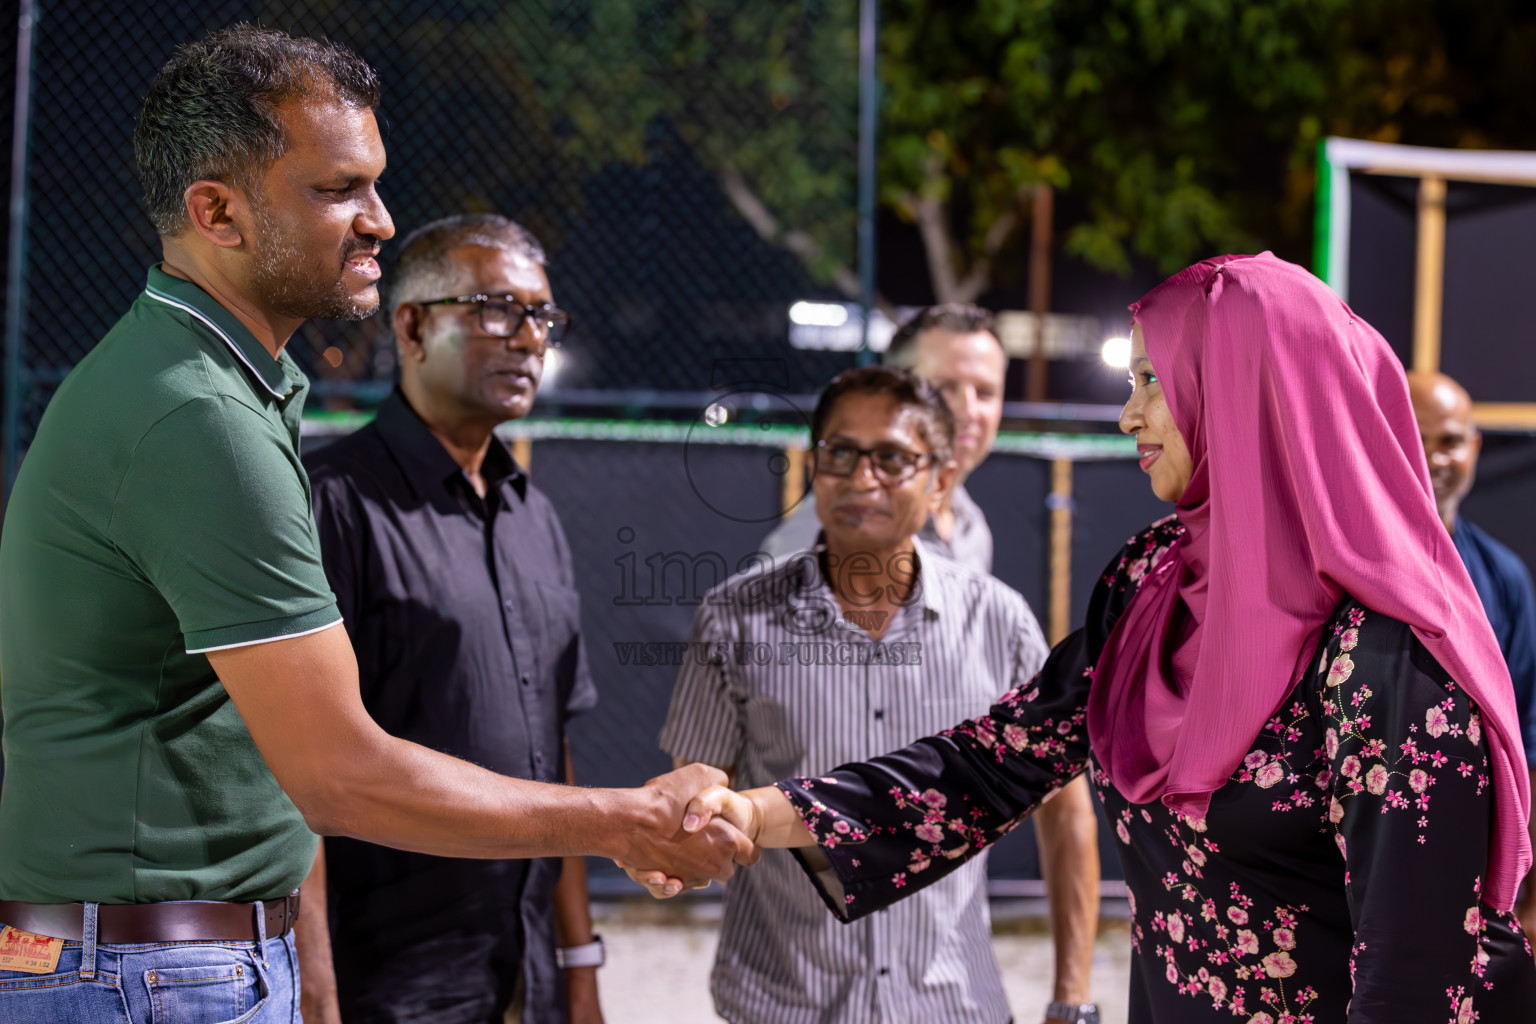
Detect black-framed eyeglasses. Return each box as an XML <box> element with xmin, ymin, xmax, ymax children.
<box><xmin>814</xmin><ymin>440</ymin><xmax>935</xmax><ymax>483</ymax></box>
<box><xmin>419</xmin><ymin>294</ymin><xmax>572</xmax><ymax>348</ymax></box>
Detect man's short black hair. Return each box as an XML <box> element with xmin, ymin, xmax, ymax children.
<box><xmin>811</xmin><ymin>365</ymin><xmax>956</xmax><ymax>467</ymax></box>
<box><xmin>884</xmin><ymin>304</ymin><xmax>997</xmax><ymax>369</ymax></box>
<box><xmin>134</xmin><ymin>24</ymin><xmax>381</xmax><ymax>236</ymax></box>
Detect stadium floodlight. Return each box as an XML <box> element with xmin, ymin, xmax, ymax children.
<box><xmin>789</xmin><ymin>301</ymin><xmax>849</xmax><ymax>327</ymax></box>
<box><xmin>1101</xmin><ymin>337</ymin><xmax>1131</xmax><ymax>369</ymax></box>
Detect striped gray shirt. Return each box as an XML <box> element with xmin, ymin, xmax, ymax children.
<box><xmin>659</xmin><ymin>537</ymin><xmax>1048</xmax><ymax>1024</ymax></box>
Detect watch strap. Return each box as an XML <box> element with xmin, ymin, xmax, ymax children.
<box><xmin>555</xmin><ymin>934</ymin><xmax>605</xmax><ymax>969</ymax></box>
<box><xmin>1044</xmin><ymin>1002</ymin><xmax>1100</xmax><ymax>1024</ymax></box>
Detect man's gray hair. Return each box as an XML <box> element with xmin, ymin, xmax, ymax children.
<box><xmin>389</xmin><ymin>214</ymin><xmax>548</xmax><ymax>314</ymax></box>
<box><xmin>134</xmin><ymin>24</ymin><xmax>380</xmax><ymax>237</ymax></box>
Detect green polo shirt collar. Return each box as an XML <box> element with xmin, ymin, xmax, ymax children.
<box><xmin>142</xmin><ymin>264</ymin><xmax>296</xmax><ymax>399</ymax></box>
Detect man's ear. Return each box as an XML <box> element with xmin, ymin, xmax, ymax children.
<box><xmin>394</xmin><ymin>304</ymin><xmax>427</xmax><ymax>363</ymax></box>
<box><xmin>929</xmin><ymin>458</ymin><xmax>958</xmax><ymax>513</ymax></box>
<box><xmin>182</xmin><ymin>180</ymin><xmax>249</xmax><ymax>249</ymax></box>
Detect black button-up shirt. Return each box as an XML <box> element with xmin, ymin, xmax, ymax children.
<box><xmin>304</xmin><ymin>390</ymin><xmax>596</xmax><ymax>1023</ymax></box>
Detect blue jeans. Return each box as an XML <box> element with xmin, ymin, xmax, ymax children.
<box><xmin>0</xmin><ymin>902</ymin><xmax>298</xmax><ymax>1023</ymax></box>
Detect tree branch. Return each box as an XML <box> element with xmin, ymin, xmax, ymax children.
<box><xmin>718</xmin><ymin>163</ymin><xmax>895</xmax><ymax>317</ymax></box>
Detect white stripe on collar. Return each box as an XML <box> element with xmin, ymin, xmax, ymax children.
<box><xmin>144</xmin><ymin>285</ymin><xmax>287</xmax><ymax>399</ymax></box>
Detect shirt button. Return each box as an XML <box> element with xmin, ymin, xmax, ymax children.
<box><xmin>877</xmin><ymin>967</ymin><xmax>890</xmax><ymax>976</ymax></box>
<box><xmin>503</xmin><ymin>599</ymin><xmax>514</xmax><ymax>610</ymax></box>
<box><xmin>520</xmin><ymin>674</ymin><xmax>531</xmax><ymax>687</ymax></box>
<box><xmin>873</xmin><ymin>709</ymin><xmax>885</xmax><ymax>721</ymax></box>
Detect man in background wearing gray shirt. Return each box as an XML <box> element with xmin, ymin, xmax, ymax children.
<box><xmin>664</xmin><ymin>366</ymin><xmax>1048</xmax><ymax>1022</ymax></box>
<box><xmin>762</xmin><ymin>307</ymin><xmax>1101</xmax><ymax>1024</ymax></box>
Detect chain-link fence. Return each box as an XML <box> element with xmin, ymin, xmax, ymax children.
<box><xmin>1</xmin><ymin>0</ymin><xmax>863</xmax><ymax>475</ymax></box>
<box><xmin>0</xmin><ymin>1</ymin><xmax>1162</xmax><ymax>895</ymax></box>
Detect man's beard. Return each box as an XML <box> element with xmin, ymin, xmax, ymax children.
<box><xmin>249</xmin><ymin>204</ymin><xmax>377</xmax><ymax>322</ymax></box>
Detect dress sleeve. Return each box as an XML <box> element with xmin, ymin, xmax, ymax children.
<box><xmin>1321</xmin><ymin>608</ymin><xmax>1499</xmax><ymax>1021</ymax></box>
<box><xmin>770</xmin><ymin>518</ymin><xmax>1184</xmax><ymax>922</ymax></box>
<box><xmin>773</xmin><ymin>623</ymin><xmax>1095</xmax><ymax>921</ymax></box>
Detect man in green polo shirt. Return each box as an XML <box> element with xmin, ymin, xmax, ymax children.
<box><xmin>0</xmin><ymin>25</ymin><xmax>750</xmax><ymax>1020</ymax></box>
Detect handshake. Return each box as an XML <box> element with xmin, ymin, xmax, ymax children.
<box><xmin>609</xmin><ymin>763</ymin><xmax>778</xmax><ymax>897</ymax></box>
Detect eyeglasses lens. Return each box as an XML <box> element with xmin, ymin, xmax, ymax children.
<box><xmin>479</xmin><ymin>301</ymin><xmax>570</xmax><ymax>347</ymax></box>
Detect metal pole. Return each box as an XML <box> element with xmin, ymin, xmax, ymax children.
<box><xmin>854</xmin><ymin>0</ymin><xmax>877</xmax><ymax>366</ymax></box>
<box><xmin>4</xmin><ymin>0</ymin><xmax>38</xmax><ymax>495</ymax></box>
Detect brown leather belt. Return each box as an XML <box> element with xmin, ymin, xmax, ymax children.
<box><xmin>0</xmin><ymin>893</ymin><xmax>300</xmax><ymax>944</ymax></box>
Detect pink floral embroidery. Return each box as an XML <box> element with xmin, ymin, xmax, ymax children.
<box><xmin>1261</xmin><ymin>951</ymin><xmax>1298</xmax><ymax>978</ymax></box>
<box><xmin>913</xmin><ymin>822</ymin><xmax>943</xmax><ymax>843</ymax></box>
<box><xmin>1326</xmin><ymin>653</ymin><xmax>1355</xmax><ymax>687</ymax></box>
<box><xmin>1465</xmin><ymin>906</ymin><xmax>1483</xmax><ymax>935</ymax></box>
<box><xmin>1426</xmin><ymin>705</ymin><xmax>1450</xmax><ymax>738</ymax></box>
<box><xmin>1364</xmin><ymin>764</ymin><xmax>1388</xmax><ymax>795</ymax></box>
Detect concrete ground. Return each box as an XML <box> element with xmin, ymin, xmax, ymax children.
<box><xmin>591</xmin><ymin>899</ymin><xmax>1133</xmax><ymax>1023</ymax></box>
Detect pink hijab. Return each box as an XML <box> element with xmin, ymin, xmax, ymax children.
<box><xmin>1085</xmin><ymin>252</ymin><xmax>1532</xmax><ymax>911</ymax></box>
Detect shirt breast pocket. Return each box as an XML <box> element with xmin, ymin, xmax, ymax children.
<box><xmin>741</xmin><ymin>693</ymin><xmax>808</xmax><ymax>779</ymax></box>
<box><xmin>531</xmin><ymin>580</ymin><xmax>581</xmax><ymax>679</ymax></box>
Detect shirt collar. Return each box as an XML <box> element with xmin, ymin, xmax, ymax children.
<box><xmin>907</xmin><ymin>534</ymin><xmax>948</xmax><ymax>618</ymax></box>
<box><xmin>142</xmin><ymin>264</ymin><xmax>296</xmax><ymax>399</ymax></box>
<box><xmin>374</xmin><ymin>389</ymin><xmax>528</xmax><ymax>504</ymax></box>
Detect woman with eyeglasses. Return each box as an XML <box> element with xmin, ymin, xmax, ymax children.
<box><xmin>635</xmin><ymin>253</ymin><xmax>1536</xmax><ymax>1022</ymax></box>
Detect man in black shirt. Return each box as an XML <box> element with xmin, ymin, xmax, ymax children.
<box><xmin>301</xmin><ymin>214</ymin><xmax>603</xmax><ymax>1023</ymax></box>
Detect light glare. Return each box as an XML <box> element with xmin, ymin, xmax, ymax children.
<box><xmin>1101</xmin><ymin>337</ymin><xmax>1131</xmax><ymax>369</ymax></box>
<box><xmin>789</xmin><ymin>301</ymin><xmax>849</xmax><ymax>327</ymax></box>
<box><xmin>541</xmin><ymin>347</ymin><xmax>563</xmax><ymax>385</ymax></box>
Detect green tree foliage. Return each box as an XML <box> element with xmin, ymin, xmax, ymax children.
<box><xmin>442</xmin><ymin>0</ymin><xmax>864</xmax><ymax>295</ymax></box>
<box><xmin>330</xmin><ymin>0</ymin><xmax>1536</xmax><ymax>300</ymax></box>
<box><xmin>890</xmin><ymin>0</ymin><xmax>1536</xmax><ymax>291</ymax></box>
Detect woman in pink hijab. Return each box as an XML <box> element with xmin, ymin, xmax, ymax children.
<box><xmin>638</xmin><ymin>254</ymin><xmax>1536</xmax><ymax>1021</ymax></box>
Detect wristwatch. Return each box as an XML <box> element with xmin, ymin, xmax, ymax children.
<box><xmin>1044</xmin><ymin>1002</ymin><xmax>1100</xmax><ymax>1024</ymax></box>
<box><xmin>555</xmin><ymin>934</ymin><xmax>606</xmax><ymax>969</ymax></box>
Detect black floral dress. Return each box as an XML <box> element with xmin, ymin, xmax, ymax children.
<box><xmin>776</xmin><ymin>517</ymin><xmax>1536</xmax><ymax>1023</ymax></box>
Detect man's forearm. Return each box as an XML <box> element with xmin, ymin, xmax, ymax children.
<box><xmin>306</xmin><ymin>733</ymin><xmax>651</xmax><ymax>862</ymax></box>
<box><xmin>555</xmin><ymin>742</ymin><xmax>600</xmax><ymax>946</ymax></box>
<box><xmin>1035</xmin><ymin>776</ymin><xmax>1099</xmax><ymax>1006</ymax></box>
<box><xmin>210</xmin><ymin>626</ymin><xmax>748</xmax><ymax>881</ymax></box>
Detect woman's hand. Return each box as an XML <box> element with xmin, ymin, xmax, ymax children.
<box><xmin>617</xmin><ymin>785</ymin><xmax>761</xmax><ymax>898</ymax></box>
